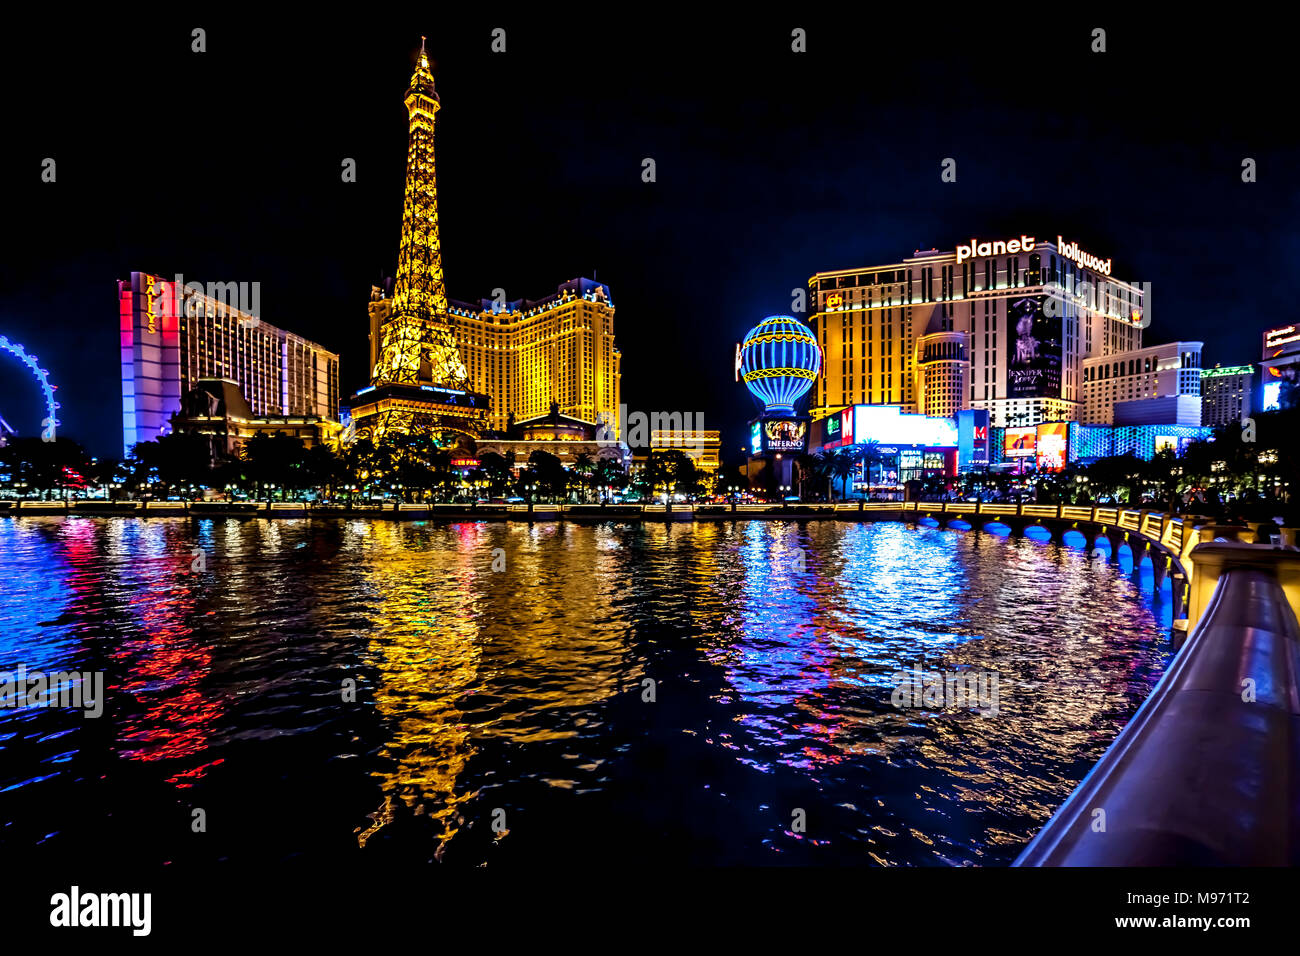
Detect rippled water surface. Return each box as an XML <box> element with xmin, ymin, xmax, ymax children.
<box><xmin>0</xmin><ymin>516</ymin><xmax>1172</xmax><ymax>866</ymax></box>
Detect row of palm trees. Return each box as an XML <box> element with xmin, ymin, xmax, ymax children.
<box><xmin>805</xmin><ymin>440</ymin><xmax>884</xmax><ymax>501</ymax></box>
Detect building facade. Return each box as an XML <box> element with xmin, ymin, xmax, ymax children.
<box><xmin>1201</xmin><ymin>365</ymin><xmax>1254</xmax><ymax>427</ymax></box>
<box><xmin>647</xmin><ymin>429</ymin><xmax>721</xmax><ymax>473</ymax></box>
<box><xmin>808</xmin><ymin>236</ymin><xmax>1144</xmax><ymax>429</ymax></box>
<box><xmin>473</xmin><ymin>402</ymin><xmax>630</xmax><ymax>472</ymax></box>
<box><xmin>368</xmin><ymin>278</ymin><xmax>621</xmax><ymax>437</ymax></box>
<box><xmin>172</xmin><ymin>379</ymin><xmax>341</xmax><ymax>460</ymax></box>
<box><xmin>916</xmin><ymin>331</ymin><xmax>970</xmax><ymax>417</ymax></box>
<box><xmin>118</xmin><ymin>272</ymin><xmax>339</xmax><ymax>457</ymax></box>
<box><xmin>1081</xmin><ymin>341</ymin><xmax>1203</xmax><ymax>425</ymax></box>
<box><xmin>1260</xmin><ymin>325</ymin><xmax>1300</xmax><ymax>411</ymax></box>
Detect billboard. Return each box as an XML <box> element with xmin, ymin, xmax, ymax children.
<box><xmin>1004</xmin><ymin>426</ymin><xmax>1037</xmax><ymax>458</ymax></box>
<box><xmin>957</xmin><ymin>408</ymin><xmax>990</xmax><ymax>469</ymax></box>
<box><xmin>853</xmin><ymin>405</ymin><xmax>956</xmax><ymax>447</ymax></box>
<box><xmin>822</xmin><ymin>407</ymin><xmax>856</xmax><ymax>449</ymax></box>
<box><xmin>762</xmin><ymin>418</ymin><xmax>807</xmax><ymax>453</ymax></box>
<box><xmin>1007</xmin><ymin>295</ymin><xmax>1062</xmax><ymax>399</ymax></box>
<box><xmin>1035</xmin><ymin>422</ymin><xmax>1069</xmax><ymax>472</ymax></box>
<box><xmin>1154</xmin><ymin>435</ymin><xmax>1195</xmax><ymax>457</ymax></box>
<box><xmin>749</xmin><ymin>422</ymin><xmax>762</xmax><ymax>455</ymax></box>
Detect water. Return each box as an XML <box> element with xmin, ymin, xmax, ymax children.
<box><xmin>0</xmin><ymin>517</ymin><xmax>1171</xmax><ymax>866</ymax></box>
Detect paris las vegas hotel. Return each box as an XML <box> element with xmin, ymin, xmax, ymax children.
<box><xmin>118</xmin><ymin>43</ymin><xmax>622</xmax><ymax>459</ymax></box>
<box><xmin>807</xmin><ymin>234</ymin><xmax>1186</xmax><ymax>429</ymax></box>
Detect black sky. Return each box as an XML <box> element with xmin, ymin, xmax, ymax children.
<box><xmin>1</xmin><ymin>10</ymin><xmax>1294</xmax><ymax>458</ymax></box>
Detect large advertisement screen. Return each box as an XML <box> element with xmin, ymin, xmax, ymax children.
<box><xmin>763</xmin><ymin>418</ymin><xmax>807</xmax><ymax>453</ymax></box>
<box><xmin>749</xmin><ymin>422</ymin><xmax>762</xmax><ymax>455</ymax></box>
<box><xmin>1035</xmin><ymin>422</ymin><xmax>1068</xmax><ymax>472</ymax></box>
<box><xmin>1004</xmin><ymin>426</ymin><xmax>1037</xmax><ymax>458</ymax></box>
<box><xmin>1007</xmin><ymin>295</ymin><xmax>1062</xmax><ymax>399</ymax></box>
<box><xmin>957</xmin><ymin>408</ymin><xmax>990</xmax><ymax>468</ymax></box>
<box><xmin>822</xmin><ymin>407</ymin><xmax>857</xmax><ymax>450</ymax></box>
<box><xmin>854</xmin><ymin>405</ymin><xmax>956</xmax><ymax>447</ymax></box>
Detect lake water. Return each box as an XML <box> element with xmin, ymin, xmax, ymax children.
<box><xmin>0</xmin><ymin>516</ymin><xmax>1171</xmax><ymax>866</ymax></box>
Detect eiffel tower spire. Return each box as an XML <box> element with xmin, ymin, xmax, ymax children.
<box><xmin>374</xmin><ymin>38</ymin><xmax>467</xmax><ymax>389</ymax></box>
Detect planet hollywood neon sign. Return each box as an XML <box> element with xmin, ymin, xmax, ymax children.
<box><xmin>956</xmin><ymin>235</ymin><xmax>1036</xmax><ymax>264</ymax></box>
<box><xmin>954</xmin><ymin>235</ymin><xmax>1112</xmax><ymax>276</ymax></box>
<box><xmin>1055</xmin><ymin>236</ymin><xmax>1112</xmax><ymax>276</ymax></box>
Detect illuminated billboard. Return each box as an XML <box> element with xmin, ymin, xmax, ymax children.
<box><xmin>825</xmin><ymin>413</ymin><xmax>841</xmax><ymax>443</ymax></box>
<box><xmin>853</xmin><ymin>405</ymin><xmax>956</xmax><ymax>448</ymax></box>
<box><xmin>749</xmin><ymin>422</ymin><xmax>762</xmax><ymax>455</ymax></box>
<box><xmin>1007</xmin><ymin>295</ymin><xmax>1061</xmax><ymax>399</ymax></box>
<box><xmin>1004</xmin><ymin>426</ymin><xmax>1036</xmax><ymax>458</ymax></box>
<box><xmin>821</xmin><ymin>406</ymin><xmax>857</xmax><ymax>450</ymax></box>
<box><xmin>1035</xmin><ymin>422</ymin><xmax>1068</xmax><ymax>472</ymax></box>
<box><xmin>1153</xmin><ymin>435</ymin><xmax>1195</xmax><ymax>457</ymax></box>
<box><xmin>957</xmin><ymin>408</ymin><xmax>990</xmax><ymax>469</ymax></box>
<box><xmin>762</xmin><ymin>418</ymin><xmax>807</xmax><ymax>453</ymax></box>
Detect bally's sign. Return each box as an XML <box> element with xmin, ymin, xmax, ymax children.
<box><xmin>954</xmin><ymin>235</ymin><xmax>1113</xmax><ymax>276</ymax></box>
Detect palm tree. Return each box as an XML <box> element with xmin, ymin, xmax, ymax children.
<box><xmin>572</xmin><ymin>452</ymin><xmax>595</xmax><ymax>502</ymax></box>
<box><xmin>830</xmin><ymin>450</ymin><xmax>857</xmax><ymax>501</ymax></box>
<box><xmin>814</xmin><ymin>450</ymin><xmax>838</xmax><ymax>502</ymax></box>
<box><xmin>856</xmin><ymin>439</ymin><xmax>882</xmax><ymax>499</ymax></box>
<box><xmin>593</xmin><ymin>457</ymin><xmax>626</xmax><ymax>503</ymax></box>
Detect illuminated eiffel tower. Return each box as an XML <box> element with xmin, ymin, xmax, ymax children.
<box><xmin>349</xmin><ymin>38</ymin><xmax>489</xmax><ymax>446</ymax></box>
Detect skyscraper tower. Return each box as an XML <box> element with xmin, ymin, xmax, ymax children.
<box><xmin>350</xmin><ymin>40</ymin><xmax>488</xmax><ymax>445</ymax></box>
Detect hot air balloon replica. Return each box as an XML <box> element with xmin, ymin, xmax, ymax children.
<box><xmin>736</xmin><ymin>315</ymin><xmax>822</xmax><ymax>494</ymax></box>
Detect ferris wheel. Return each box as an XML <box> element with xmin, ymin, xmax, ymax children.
<box><xmin>0</xmin><ymin>334</ymin><xmax>60</xmax><ymax>442</ymax></box>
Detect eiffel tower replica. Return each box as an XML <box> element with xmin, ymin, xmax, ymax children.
<box><xmin>348</xmin><ymin>38</ymin><xmax>489</xmax><ymax>447</ymax></box>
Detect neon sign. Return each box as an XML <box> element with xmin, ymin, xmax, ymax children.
<box><xmin>953</xmin><ymin>234</ymin><xmax>1113</xmax><ymax>276</ymax></box>
<box><xmin>1266</xmin><ymin>326</ymin><xmax>1300</xmax><ymax>349</ymax></box>
<box><xmin>825</xmin><ymin>293</ymin><xmax>843</xmax><ymax>309</ymax></box>
<box><xmin>1056</xmin><ymin>236</ymin><xmax>1112</xmax><ymax>276</ymax></box>
<box><xmin>142</xmin><ymin>274</ymin><xmax>159</xmax><ymax>333</ymax></box>
<box><xmin>956</xmin><ymin>236</ymin><xmax>1035</xmax><ymax>264</ymax></box>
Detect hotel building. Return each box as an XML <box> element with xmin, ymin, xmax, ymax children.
<box><xmin>1201</xmin><ymin>365</ymin><xmax>1254</xmax><ymax>427</ymax></box>
<box><xmin>1260</xmin><ymin>324</ymin><xmax>1300</xmax><ymax>411</ymax></box>
<box><xmin>366</xmin><ymin>277</ymin><xmax>621</xmax><ymax>438</ymax></box>
<box><xmin>118</xmin><ymin>272</ymin><xmax>340</xmax><ymax>457</ymax></box>
<box><xmin>808</xmin><ymin>237</ymin><xmax>1144</xmax><ymax>428</ymax></box>
<box><xmin>473</xmin><ymin>401</ymin><xmax>630</xmax><ymax>471</ymax></box>
<box><xmin>648</xmin><ymin>429</ymin><xmax>721</xmax><ymax>473</ymax></box>
<box><xmin>1081</xmin><ymin>341</ymin><xmax>1203</xmax><ymax>426</ymax></box>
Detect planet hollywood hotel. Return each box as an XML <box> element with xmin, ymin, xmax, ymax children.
<box><xmin>807</xmin><ymin>235</ymin><xmax>1145</xmax><ymax>430</ymax></box>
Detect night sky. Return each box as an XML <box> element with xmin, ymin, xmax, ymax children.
<box><xmin>1</xmin><ymin>11</ymin><xmax>1294</xmax><ymax>459</ymax></box>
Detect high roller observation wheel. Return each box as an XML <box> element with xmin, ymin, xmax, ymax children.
<box><xmin>0</xmin><ymin>334</ymin><xmax>60</xmax><ymax>442</ymax></box>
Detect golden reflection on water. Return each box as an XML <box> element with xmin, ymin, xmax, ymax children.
<box><xmin>355</xmin><ymin>521</ymin><xmax>640</xmax><ymax>852</ymax></box>
<box><xmin>0</xmin><ymin>516</ymin><xmax>1169</xmax><ymax>865</ymax></box>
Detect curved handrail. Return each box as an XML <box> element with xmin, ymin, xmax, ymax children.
<box><xmin>1013</xmin><ymin>565</ymin><xmax>1300</xmax><ymax>865</ymax></box>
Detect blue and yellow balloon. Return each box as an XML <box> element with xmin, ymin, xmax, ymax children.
<box><xmin>739</xmin><ymin>316</ymin><xmax>822</xmax><ymax>414</ymax></box>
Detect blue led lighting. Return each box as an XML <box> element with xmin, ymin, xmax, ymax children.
<box><xmin>739</xmin><ymin>316</ymin><xmax>822</xmax><ymax>413</ymax></box>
